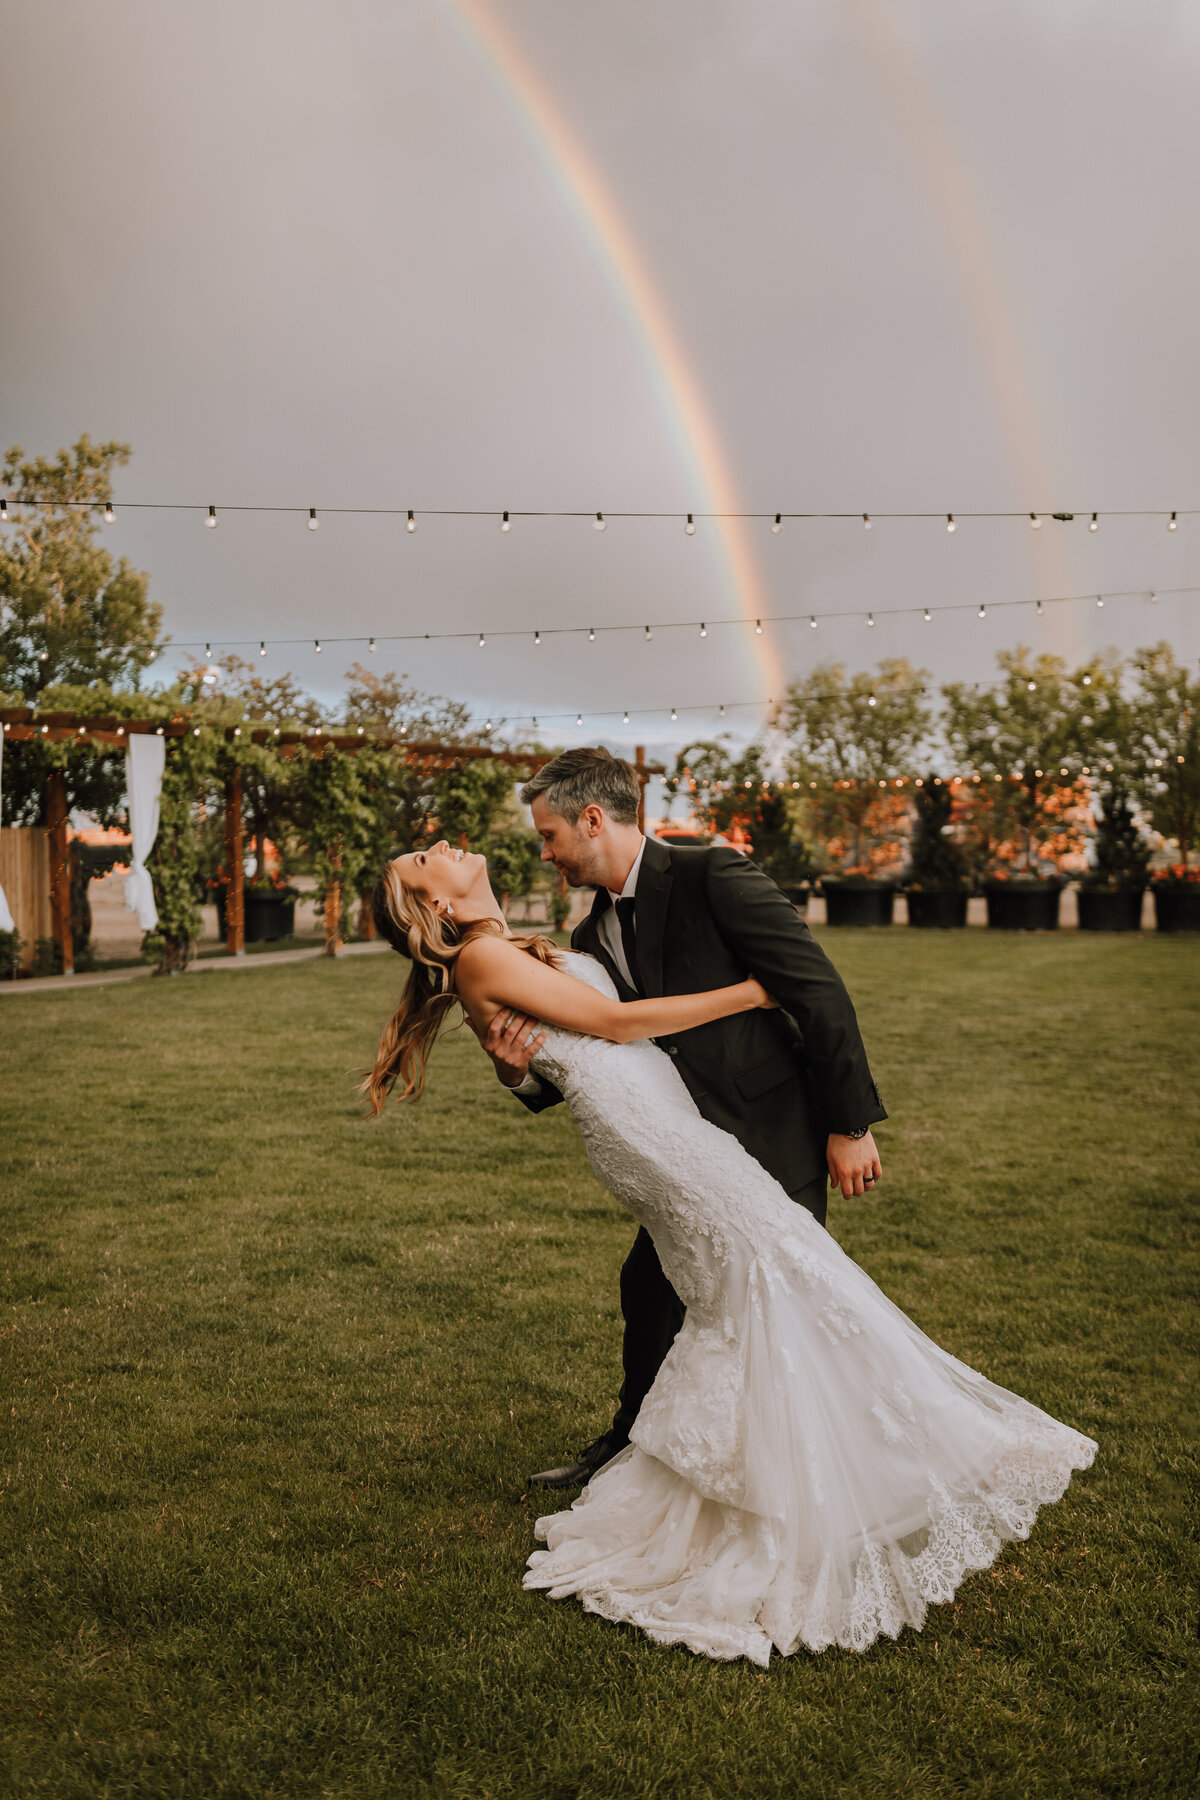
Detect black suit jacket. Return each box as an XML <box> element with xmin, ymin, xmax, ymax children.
<box><xmin>519</xmin><ymin>837</ymin><xmax>886</xmax><ymax>1194</ymax></box>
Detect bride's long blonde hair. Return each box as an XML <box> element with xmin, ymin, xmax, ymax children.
<box><xmin>363</xmin><ymin>855</ymin><xmax>562</xmax><ymax>1113</ymax></box>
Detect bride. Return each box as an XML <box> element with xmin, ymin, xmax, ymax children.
<box><xmin>364</xmin><ymin>841</ymin><xmax>1095</xmax><ymax>1664</ymax></box>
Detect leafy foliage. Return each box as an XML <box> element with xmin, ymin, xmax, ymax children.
<box><xmin>1129</xmin><ymin>642</ymin><xmax>1200</xmax><ymax>863</ymax></box>
<box><xmin>905</xmin><ymin>779</ymin><xmax>972</xmax><ymax>890</ymax></box>
<box><xmin>669</xmin><ymin>739</ymin><xmax>819</xmax><ymax>888</ymax></box>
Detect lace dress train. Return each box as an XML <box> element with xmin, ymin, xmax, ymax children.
<box><xmin>522</xmin><ymin>954</ymin><xmax>1096</xmax><ymax>1664</ymax></box>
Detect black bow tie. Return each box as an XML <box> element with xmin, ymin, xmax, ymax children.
<box><xmin>614</xmin><ymin>895</ymin><xmax>642</xmax><ymax>993</ymax></box>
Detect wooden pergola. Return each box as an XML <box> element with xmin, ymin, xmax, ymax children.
<box><xmin>0</xmin><ymin>706</ymin><xmax>657</xmax><ymax>968</ymax></box>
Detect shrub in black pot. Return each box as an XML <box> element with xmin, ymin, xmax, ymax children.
<box><xmin>902</xmin><ymin>777</ymin><xmax>972</xmax><ymax>928</ymax></box>
<box><xmin>820</xmin><ymin>875</ymin><xmax>896</xmax><ymax>927</ymax></box>
<box><xmin>1151</xmin><ymin>867</ymin><xmax>1200</xmax><ymax>932</ymax></box>
<box><xmin>1078</xmin><ymin>782</ymin><xmax>1149</xmax><ymax>933</ymax></box>
<box><xmin>983</xmin><ymin>874</ymin><xmax>1065</xmax><ymax>931</ymax></box>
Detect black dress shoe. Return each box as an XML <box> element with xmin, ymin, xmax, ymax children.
<box><xmin>527</xmin><ymin>1433</ymin><xmax>628</xmax><ymax>1490</ymax></box>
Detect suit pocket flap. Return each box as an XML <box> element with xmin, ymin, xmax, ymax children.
<box><xmin>735</xmin><ymin>1049</ymin><xmax>803</xmax><ymax>1103</ymax></box>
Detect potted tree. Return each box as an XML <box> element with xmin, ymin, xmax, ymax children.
<box><xmin>1078</xmin><ymin>782</ymin><xmax>1150</xmax><ymax>931</ymax></box>
<box><xmin>775</xmin><ymin>659</ymin><xmax>931</xmax><ymax>926</ymax></box>
<box><xmin>1128</xmin><ymin>644</ymin><xmax>1200</xmax><ymax>932</ymax></box>
<box><xmin>902</xmin><ymin>778</ymin><xmax>971</xmax><ymax>927</ymax></box>
<box><xmin>942</xmin><ymin>649</ymin><xmax>1094</xmax><ymax>931</ymax></box>
<box><xmin>669</xmin><ymin>741</ymin><xmax>819</xmax><ymax>907</ymax></box>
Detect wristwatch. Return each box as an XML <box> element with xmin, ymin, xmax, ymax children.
<box><xmin>845</xmin><ymin>1125</ymin><xmax>871</xmax><ymax>1140</ymax></box>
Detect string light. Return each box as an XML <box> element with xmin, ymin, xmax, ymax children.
<box><xmin>594</xmin><ymin>512</ymin><xmax>606</xmax><ymax>531</ymax></box>
<box><xmin>588</xmin><ymin>627</ymin><xmax>595</xmax><ymax>641</ymax></box>
<box><xmin>719</xmin><ymin>704</ymin><xmax>726</xmax><ymax>717</ymax></box>
<box><xmin>308</xmin><ymin>508</ymin><xmax>319</xmax><ymax>531</ymax></box>
<box><xmin>368</xmin><ymin>636</ymin><xmax>376</xmax><ymax>651</ymax></box>
<box><xmin>0</xmin><ymin>498</ymin><xmax>8</xmax><ymax>522</ymax></box>
<box><xmin>1036</xmin><ymin>599</ymin><xmax>1044</xmax><ymax>616</ymax></box>
<box><xmin>862</xmin><ymin>513</ymin><xmax>871</xmax><ymax>530</ymax></box>
<box><xmin>104</xmin><ymin>502</ymin><xmax>115</xmax><ymax>522</ymax></box>
<box><xmin>670</xmin><ymin>707</ymin><xmax>678</xmax><ymax>721</ymax></box>
<box><xmin>867</xmin><ymin>612</ymin><xmax>875</xmax><ymax>627</ymax></box>
<box><xmin>205</xmin><ymin>642</ymin><xmax>212</xmax><ymax>657</ymax></box>
<box><xmin>534</xmin><ymin>629</ymin><xmax>541</xmax><ymax>646</ymax></box>
<box><xmin>483</xmin><ymin>719</ymin><xmax>492</xmax><ymax>734</ymax></box>
<box><xmin>699</xmin><ymin>623</ymin><xmax>707</xmax><ymax>638</ymax></box>
<box><xmin>575</xmin><ymin>713</ymin><xmax>582</xmax><ymax>726</ymax></box>
<box><xmin>644</xmin><ymin>625</ymin><xmax>652</xmax><ymax>641</ymax></box>
<box><xmin>1169</xmin><ymin>512</ymin><xmax>1178</xmax><ymax>530</ymax></box>
<box><xmin>978</xmin><ymin>604</ymin><xmax>986</xmax><ymax>618</ymax></box>
<box><xmin>206</xmin><ymin>505</ymin><xmax>218</xmax><ymax>528</ymax></box>
<box><xmin>1030</xmin><ymin>513</ymin><xmax>1041</xmax><ymax>528</ymax></box>
<box><xmin>771</xmin><ymin>514</ymin><xmax>783</xmax><ymax>534</ymax></box>
<box><xmin>1089</xmin><ymin>513</ymin><xmax>1099</xmax><ymax>532</ymax></box>
<box><xmin>1028</xmin><ymin>680</ymin><xmax>1037</xmax><ymax>691</ymax></box>
<box><xmin>259</xmin><ymin>641</ymin><xmax>266</xmax><ymax>657</ymax></box>
<box><xmin>314</xmin><ymin>639</ymin><xmax>322</xmax><ymax>653</ymax></box>
<box><xmin>1096</xmin><ymin>595</ymin><xmax>1104</xmax><ymax>607</ymax></box>
<box><xmin>809</xmin><ymin>615</ymin><xmax>817</xmax><ymax>629</ymax></box>
<box><xmin>406</xmin><ymin>511</ymin><xmax>417</xmax><ymax>533</ymax></box>
<box><xmin>1150</xmin><ymin>591</ymin><xmax>1158</xmax><ymax>603</ymax></box>
<box><xmin>755</xmin><ymin>619</ymin><xmax>763</xmax><ymax>634</ymax></box>
<box><xmin>867</xmin><ymin>693</ymin><xmax>877</xmax><ymax>707</ymax></box>
<box><xmin>946</xmin><ymin>514</ymin><xmax>956</xmax><ymax>533</ymax></box>
<box><xmin>622</xmin><ymin>710</ymin><xmax>629</xmax><ymax>724</ymax></box>
<box><xmin>684</xmin><ymin>513</ymin><xmax>696</xmax><ymax>535</ymax></box>
<box><xmin>478</xmin><ymin>632</ymin><xmax>485</xmax><ymax>647</ymax></box>
<box><xmin>500</xmin><ymin>511</ymin><xmax>511</xmax><ymax>532</ymax></box>
<box><xmin>923</xmin><ymin>608</ymin><xmax>931</xmax><ymax>622</ymax></box>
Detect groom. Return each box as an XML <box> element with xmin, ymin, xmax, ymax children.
<box><xmin>487</xmin><ymin>746</ymin><xmax>886</xmax><ymax>1488</ymax></box>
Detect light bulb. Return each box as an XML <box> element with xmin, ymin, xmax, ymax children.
<box><xmin>684</xmin><ymin>514</ymin><xmax>696</xmax><ymax>535</ymax></box>
<box><xmin>259</xmin><ymin>641</ymin><xmax>266</xmax><ymax>657</ymax></box>
<box><xmin>406</xmin><ymin>511</ymin><xmax>417</xmax><ymax>533</ymax></box>
<box><xmin>771</xmin><ymin>514</ymin><xmax>783</xmax><ymax>534</ymax></box>
<box><xmin>622</xmin><ymin>710</ymin><xmax>629</xmax><ymax>724</ymax></box>
<box><xmin>755</xmin><ymin>619</ymin><xmax>763</xmax><ymax>634</ymax></box>
<box><xmin>1168</xmin><ymin>512</ymin><xmax>1178</xmax><ymax>530</ymax></box>
<box><xmin>1089</xmin><ymin>513</ymin><xmax>1098</xmax><ymax>532</ymax></box>
<box><xmin>809</xmin><ymin>615</ymin><xmax>817</xmax><ymax>629</ymax></box>
<box><xmin>531</xmin><ymin>716</ymin><xmax>538</xmax><ymax>730</ymax></box>
<box><xmin>670</xmin><ymin>707</ymin><xmax>678</xmax><ymax>721</ymax></box>
<box><xmin>206</xmin><ymin>505</ymin><xmax>218</xmax><ymax>528</ymax></box>
<box><xmin>534</xmin><ymin>630</ymin><xmax>541</xmax><ymax>646</ymax></box>
<box><xmin>1028</xmin><ymin>680</ymin><xmax>1037</xmax><ymax>691</ymax></box>
<box><xmin>867</xmin><ymin>693</ymin><xmax>877</xmax><ymax>708</ymax></box>
<box><xmin>1036</xmin><ymin>599</ymin><xmax>1044</xmax><ymax>616</ymax></box>
<box><xmin>867</xmin><ymin>612</ymin><xmax>875</xmax><ymax>627</ymax></box>
<box><xmin>478</xmin><ymin>632</ymin><xmax>485</xmax><ymax>647</ymax></box>
<box><xmin>368</xmin><ymin>636</ymin><xmax>376</xmax><ymax>652</ymax></box>
<box><xmin>644</xmin><ymin>625</ymin><xmax>652</xmax><ymax>642</ymax></box>
<box><xmin>594</xmin><ymin>512</ymin><xmax>606</xmax><ymax>531</ymax></box>
<box><xmin>862</xmin><ymin>513</ymin><xmax>871</xmax><ymax>530</ymax></box>
<box><xmin>500</xmin><ymin>511</ymin><xmax>511</xmax><ymax>532</ymax></box>
<box><xmin>308</xmin><ymin>508</ymin><xmax>319</xmax><ymax>531</ymax></box>
<box><xmin>1030</xmin><ymin>512</ymin><xmax>1041</xmax><ymax>528</ymax></box>
<box><xmin>1082</xmin><ymin>674</ymin><xmax>1092</xmax><ymax>685</ymax></box>
<box><xmin>588</xmin><ymin>627</ymin><xmax>595</xmax><ymax>642</ymax></box>
<box><xmin>576</xmin><ymin>713</ymin><xmax>583</xmax><ymax>727</ymax></box>
<box><xmin>314</xmin><ymin>639</ymin><xmax>322</xmax><ymax>652</ymax></box>
<box><xmin>699</xmin><ymin>623</ymin><xmax>707</xmax><ymax>638</ymax></box>
<box><xmin>1150</xmin><ymin>591</ymin><xmax>1158</xmax><ymax>603</ymax></box>
<box><xmin>104</xmin><ymin>502</ymin><xmax>115</xmax><ymax>522</ymax></box>
<box><xmin>978</xmin><ymin>604</ymin><xmax>986</xmax><ymax>618</ymax></box>
<box><xmin>923</xmin><ymin>608</ymin><xmax>931</xmax><ymax>622</ymax></box>
<box><xmin>205</xmin><ymin>642</ymin><xmax>211</xmax><ymax>657</ymax></box>
<box><xmin>0</xmin><ymin>498</ymin><xmax>8</xmax><ymax>521</ymax></box>
<box><xmin>719</xmin><ymin>704</ymin><xmax>726</xmax><ymax>718</ymax></box>
<box><xmin>946</xmin><ymin>513</ymin><xmax>956</xmax><ymax>533</ymax></box>
<box><xmin>1096</xmin><ymin>595</ymin><xmax>1104</xmax><ymax>607</ymax></box>
<box><xmin>483</xmin><ymin>719</ymin><xmax>492</xmax><ymax>734</ymax></box>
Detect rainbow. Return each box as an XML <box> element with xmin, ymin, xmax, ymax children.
<box><xmin>430</xmin><ymin>0</ymin><xmax>783</xmax><ymax>700</ymax></box>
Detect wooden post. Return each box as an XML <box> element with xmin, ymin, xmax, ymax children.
<box><xmin>46</xmin><ymin>769</ymin><xmax>74</xmax><ymax>976</ymax></box>
<box><xmin>324</xmin><ymin>837</ymin><xmax>343</xmax><ymax>956</ymax></box>
<box><xmin>635</xmin><ymin>745</ymin><xmax>647</xmax><ymax>832</ymax></box>
<box><xmin>224</xmin><ymin>766</ymin><xmax>245</xmax><ymax>955</ymax></box>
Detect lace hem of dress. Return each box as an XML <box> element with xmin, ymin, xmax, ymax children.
<box><xmin>524</xmin><ymin>1431</ymin><xmax>1096</xmax><ymax>1666</ymax></box>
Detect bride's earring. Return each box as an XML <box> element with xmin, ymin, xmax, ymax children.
<box><xmin>444</xmin><ymin>903</ymin><xmax>454</xmax><ymax>917</ymax></box>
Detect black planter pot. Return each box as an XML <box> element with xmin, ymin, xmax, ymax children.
<box><xmin>822</xmin><ymin>883</ymin><xmax>895</xmax><ymax>927</ymax></box>
<box><xmin>782</xmin><ymin>886</ymin><xmax>809</xmax><ymax>914</ymax></box>
<box><xmin>904</xmin><ymin>888</ymin><xmax>969</xmax><ymax>929</ymax></box>
<box><xmin>1077</xmin><ymin>888</ymin><xmax>1143</xmax><ymax>933</ymax></box>
<box><xmin>244</xmin><ymin>893</ymin><xmax>296</xmax><ymax>942</ymax></box>
<box><xmin>984</xmin><ymin>882</ymin><xmax>1062</xmax><ymax>931</ymax></box>
<box><xmin>1153</xmin><ymin>886</ymin><xmax>1200</xmax><ymax>932</ymax></box>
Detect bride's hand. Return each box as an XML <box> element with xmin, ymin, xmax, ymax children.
<box><xmin>743</xmin><ymin>977</ymin><xmax>778</xmax><ymax>1010</ymax></box>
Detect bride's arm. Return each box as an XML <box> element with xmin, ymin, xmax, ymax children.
<box><xmin>455</xmin><ymin>937</ymin><xmax>770</xmax><ymax>1043</ymax></box>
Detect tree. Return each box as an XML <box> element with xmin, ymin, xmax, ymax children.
<box><xmin>0</xmin><ymin>436</ymin><xmax>160</xmax><ymax>701</ymax></box>
<box><xmin>341</xmin><ymin>664</ymin><xmax>474</xmax><ymax>855</ymax></box>
<box><xmin>775</xmin><ymin>659</ymin><xmax>931</xmax><ymax>874</ymax></box>
<box><xmin>1129</xmin><ymin>643</ymin><xmax>1200</xmax><ymax>865</ymax></box>
<box><xmin>941</xmin><ymin>648</ymin><xmax>1093</xmax><ymax>874</ymax></box>
<box><xmin>906</xmin><ymin>779</ymin><xmax>972</xmax><ymax>889</ymax></box>
<box><xmin>669</xmin><ymin>739</ymin><xmax>819</xmax><ymax>888</ymax></box>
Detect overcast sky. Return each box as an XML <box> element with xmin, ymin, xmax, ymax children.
<box><xmin>3</xmin><ymin>0</ymin><xmax>1198</xmax><ymax>773</ymax></box>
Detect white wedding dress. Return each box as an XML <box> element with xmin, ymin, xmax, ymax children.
<box><xmin>522</xmin><ymin>953</ymin><xmax>1096</xmax><ymax>1664</ymax></box>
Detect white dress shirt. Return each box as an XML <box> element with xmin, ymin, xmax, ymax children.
<box><xmin>512</xmin><ymin>836</ymin><xmax>649</xmax><ymax>1098</ymax></box>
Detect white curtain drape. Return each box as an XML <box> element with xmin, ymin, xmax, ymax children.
<box><xmin>123</xmin><ymin>734</ymin><xmax>166</xmax><ymax>933</ymax></box>
<box><xmin>0</xmin><ymin>731</ymin><xmax>14</xmax><ymax>934</ymax></box>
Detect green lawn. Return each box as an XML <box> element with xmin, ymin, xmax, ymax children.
<box><xmin>1</xmin><ymin>932</ymin><xmax>1197</xmax><ymax>1799</ymax></box>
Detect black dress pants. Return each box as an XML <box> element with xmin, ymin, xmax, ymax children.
<box><xmin>609</xmin><ymin>1173</ymin><xmax>828</xmax><ymax>1445</ymax></box>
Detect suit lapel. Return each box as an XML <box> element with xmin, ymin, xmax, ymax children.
<box><xmin>633</xmin><ymin>836</ymin><xmax>673</xmax><ymax>999</ymax></box>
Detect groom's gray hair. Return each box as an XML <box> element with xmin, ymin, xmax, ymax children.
<box><xmin>520</xmin><ymin>746</ymin><xmax>641</xmax><ymax>826</ymax></box>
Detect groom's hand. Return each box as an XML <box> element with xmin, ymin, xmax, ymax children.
<box><xmin>484</xmin><ymin>1008</ymin><xmax>546</xmax><ymax>1087</ymax></box>
<box><xmin>827</xmin><ymin>1131</ymin><xmax>882</xmax><ymax>1199</ymax></box>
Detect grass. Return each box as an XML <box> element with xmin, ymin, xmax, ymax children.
<box><xmin>1</xmin><ymin>930</ymin><xmax>1197</xmax><ymax>1799</ymax></box>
